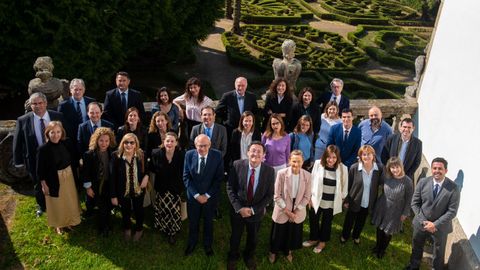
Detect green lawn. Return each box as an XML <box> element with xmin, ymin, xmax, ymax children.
<box><xmin>2</xmin><ymin>189</ymin><xmax>420</xmax><ymax>270</ymax></box>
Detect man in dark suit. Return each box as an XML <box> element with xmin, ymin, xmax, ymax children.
<box><xmin>13</xmin><ymin>92</ymin><xmax>64</xmax><ymax>216</ymax></box>
<box><xmin>381</xmin><ymin>118</ymin><xmax>422</xmax><ymax>182</ymax></box>
<box><xmin>316</xmin><ymin>78</ymin><xmax>350</xmax><ymax>115</ymax></box>
<box><xmin>103</xmin><ymin>71</ymin><xmax>146</xmax><ymax>129</ymax></box>
<box><xmin>190</xmin><ymin>106</ymin><xmax>228</xmax><ymax>158</ymax></box>
<box><xmin>183</xmin><ymin>134</ymin><xmax>224</xmax><ymax>256</ymax></box>
<box><xmin>77</xmin><ymin>102</ymin><xmax>115</xmax><ymax>156</ymax></box>
<box><xmin>327</xmin><ymin>108</ymin><xmax>361</xmax><ymax>168</ymax></box>
<box><xmin>226</xmin><ymin>141</ymin><xmax>275</xmax><ymax>270</ymax></box>
<box><xmin>57</xmin><ymin>78</ymin><xmax>95</xmax><ymax>144</ymax></box>
<box><xmin>406</xmin><ymin>157</ymin><xmax>460</xmax><ymax>270</ymax></box>
<box><xmin>216</xmin><ymin>77</ymin><xmax>259</xmax><ymax>138</ymax></box>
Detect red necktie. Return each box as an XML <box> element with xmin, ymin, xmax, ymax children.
<box><xmin>247</xmin><ymin>168</ymin><xmax>255</xmax><ymax>203</ymax></box>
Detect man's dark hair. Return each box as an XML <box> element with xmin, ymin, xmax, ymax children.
<box><xmin>116</xmin><ymin>71</ymin><xmax>130</xmax><ymax>79</ymax></box>
<box><xmin>248</xmin><ymin>141</ymin><xmax>265</xmax><ymax>153</ymax></box>
<box><xmin>432</xmin><ymin>157</ymin><xmax>448</xmax><ymax>169</ymax></box>
<box><xmin>341</xmin><ymin>108</ymin><xmax>353</xmax><ymax>115</ymax></box>
<box><xmin>401</xmin><ymin>118</ymin><xmax>414</xmax><ymax>126</ymax></box>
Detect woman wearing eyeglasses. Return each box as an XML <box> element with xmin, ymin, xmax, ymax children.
<box><xmin>110</xmin><ymin>133</ymin><xmax>149</xmax><ymax>241</ymax></box>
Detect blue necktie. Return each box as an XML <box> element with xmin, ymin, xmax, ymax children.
<box><xmin>76</xmin><ymin>101</ymin><xmax>83</xmax><ymax>123</ymax></box>
<box><xmin>433</xmin><ymin>184</ymin><xmax>440</xmax><ymax>199</ymax></box>
<box><xmin>205</xmin><ymin>127</ymin><xmax>211</xmax><ymax>138</ymax></box>
<box><xmin>121</xmin><ymin>92</ymin><xmax>127</xmax><ymax>111</ymax></box>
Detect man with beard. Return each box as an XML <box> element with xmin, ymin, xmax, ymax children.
<box><xmin>358</xmin><ymin>106</ymin><xmax>392</xmax><ymax>162</ymax></box>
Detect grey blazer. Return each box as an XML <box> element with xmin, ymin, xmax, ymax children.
<box><xmin>189</xmin><ymin>123</ymin><xmax>228</xmax><ymax>158</ymax></box>
<box><xmin>346</xmin><ymin>162</ymin><xmax>384</xmax><ymax>212</ymax></box>
<box><xmin>411</xmin><ymin>176</ymin><xmax>460</xmax><ymax>233</ymax></box>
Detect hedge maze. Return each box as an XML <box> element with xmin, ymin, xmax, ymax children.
<box><xmin>222</xmin><ymin>0</ymin><xmax>433</xmax><ymax>99</ymax></box>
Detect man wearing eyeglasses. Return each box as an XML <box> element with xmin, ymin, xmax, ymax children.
<box><xmin>183</xmin><ymin>134</ymin><xmax>224</xmax><ymax>257</ymax></box>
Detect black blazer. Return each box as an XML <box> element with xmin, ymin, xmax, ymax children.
<box><xmin>290</xmin><ymin>101</ymin><xmax>321</xmax><ymax>134</ymax></box>
<box><xmin>229</xmin><ymin>129</ymin><xmax>262</xmax><ymax>163</ymax></box>
<box><xmin>13</xmin><ymin>110</ymin><xmax>64</xmax><ymax>180</ymax></box>
<box><xmin>82</xmin><ymin>148</ymin><xmax>113</xmax><ymax>196</ymax></box>
<box><xmin>77</xmin><ymin>120</ymin><xmax>115</xmax><ymax>156</ymax></box>
<box><xmin>381</xmin><ymin>133</ymin><xmax>422</xmax><ymax>180</ymax></box>
<box><xmin>215</xmin><ymin>90</ymin><xmax>259</xmax><ymax>129</ymax></box>
<box><xmin>346</xmin><ymin>162</ymin><xmax>384</xmax><ymax>212</ymax></box>
<box><xmin>103</xmin><ymin>88</ymin><xmax>146</xmax><ymax>129</ymax></box>
<box><xmin>316</xmin><ymin>91</ymin><xmax>350</xmax><ymax>116</ymax></box>
<box><xmin>226</xmin><ymin>159</ymin><xmax>275</xmax><ymax>222</ymax></box>
<box><xmin>109</xmin><ymin>150</ymin><xmax>147</xmax><ymax>199</ymax></box>
<box><xmin>263</xmin><ymin>93</ymin><xmax>294</xmax><ymax>131</ymax></box>
<box><xmin>57</xmin><ymin>96</ymin><xmax>95</xmax><ymax>141</ymax></box>
<box><xmin>149</xmin><ymin>148</ymin><xmax>185</xmax><ymax>195</ymax></box>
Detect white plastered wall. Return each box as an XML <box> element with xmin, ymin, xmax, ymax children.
<box><xmin>417</xmin><ymin>0</ymin><xmax>480</xmax><ymax>259</ymax></box>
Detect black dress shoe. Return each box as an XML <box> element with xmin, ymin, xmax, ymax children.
<box><xmin>184</xmin><ymin>245</ymin><xmax>195</xmax><ymax>256</ymax></box>
<box><xmin>36</xmin><ymin>209</ymin><xmax>44</xmax><ymax>217</ymax></box>
<box><xmin>205</xmin><ymin>247</ymin><xmax>214</xmax><ymax>256</ymax></box>
<box><xmin>244</xmin><ymin>257</ymin><xmax>257</xmax><ymax>270</ymax></box>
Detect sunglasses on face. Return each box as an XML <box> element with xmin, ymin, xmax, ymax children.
<box><xmin>123</xmin><ymin>141</ymin><xmax>136</xmax><ymax>145</ymax></box>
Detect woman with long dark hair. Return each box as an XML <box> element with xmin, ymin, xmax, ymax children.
<box><xmin>263</xmin><ymin>77</ymin><xmax>294</xmax><ymax>131</ymax></box>
<box><xmin>151</xmin><ymin>87</ymin><xmax>180</xmax><ymax>132</ymax></box>
<box><xmin>116</xmin><ymin>107</ymin><xmax>147</xmax><ymax>150</ymax></box>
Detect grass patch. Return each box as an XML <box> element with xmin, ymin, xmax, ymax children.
<box><xmin>3</xmin><ymin>188</ymin><xmax>420</xmax><ymax>269</ymax></box>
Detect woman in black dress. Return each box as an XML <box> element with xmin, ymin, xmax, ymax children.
<box><xmin>82</xmin><ymin>127</ymin><xmax>116</xmax><ymax>236</ymax></box>
<box><xmin>263</xmin><ymin>77</ymin><xmax>294</xmax><ymax>132</ymax></box>
<box><xmin>146</xmin><ymin>111</ymin><xmax>173</xmax><ymax>159</ymax></box>
<box><xmin>116</xmin><ymin>107</ymin><xmax>147</xmax><ymax>150</ymax></box>
<box><xmin>110</xmin><ymin>133</ymin><xmax>149</xmax><ymax>241</ymax></box>
<box><xmin>149</xmin><ymin>132</ymin><xmax>185</xmax><ymax>244</ymax></box>
<box><xmin>37</xmin><ymin>121</ymin><xmax>81</xmax><ymax>234</ymax></box>
<box><xmin>290</xmin><ymin>87</ymin><xmax>320</xmax><ymax>133</ymax></box>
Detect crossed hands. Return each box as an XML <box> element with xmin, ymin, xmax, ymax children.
<box><xmin>284</xmin><ymin>208</ymin><xmax>297</xmax><ymax>222</ymax></box>
<box><xmin>239</xmin><ymin>207</ymin><xmax>253</xmax><ymax>218</ymax></box>
<box><xmin>423</xmin><ymin>221</ymin><xmax>437</xmax><ymax>233</ymax></box>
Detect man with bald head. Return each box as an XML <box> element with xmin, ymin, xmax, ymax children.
<box><xmin>216</xmin><ymin>77</ymin><xmax>259</xmax><ymax>139</ymax></box>
<box><xmin>183</xmin><ymin>134</ymin><xmax>224</xmax><ymax>257</ymax></box>
<box><xmin>358</xmin><ymin>106</ymin><xmax>392</xmax><ymax>162</ymax></box>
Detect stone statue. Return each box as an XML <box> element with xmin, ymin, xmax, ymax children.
<box><xmin>25</xmin><ymin>56</ymin><xmax>68</xmax><ymax>112</ymax></box>
<box><xmin>405</xmin><ymin>54</ymin><xmax>426</xmax><ymax>98</ymax></box>
<box><xmin>272</xmin><ymin>39</ymin><xmax>302</xmax><ymax>91</ymax></box>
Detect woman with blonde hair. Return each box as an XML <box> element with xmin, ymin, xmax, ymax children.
<box><xmin>146</xmin><ymin>111</ymin><xmax>173</xmax><ymax>158</ymax></box>
<box><xmin>290</xmin><ymin>115</ymin><xmax>315</xmax><ymax>171</ymax></box>
<box><xmin>269</xmin><ymin>150</ymin><xmax>311</xmax><ymax>263</ymax></box>
<box><xmin>110</xmin><ymin>133</ymin><xmax>149</xmax><ymax>241</ymax></box>
<box><xmin>303</xmin><ymin>145</ymin><xmax>348</xmax><ymax>253</ymax></box>
<box><xmin>37</xmin><ymin>121</ymin><xmax>81</xmax><ymax>234</ymax></box>
<box><xmin>371</xmin><ymin>157</ymin><xmax>413</xmax><ymax>258</ymax></box>
<box><xmin>314</xmin><ymin>101</ymin><xmax>341</xmax><ymax>160</ymax></box>
<box><xmin>341</xmin><ymin>145</ymin><xmax>383</xmax><ymax>245</ymax></box>
<box><xmin>82</xmin><ymin>127</ymin><xmax>116</xmax><ymax>236</ymax></box>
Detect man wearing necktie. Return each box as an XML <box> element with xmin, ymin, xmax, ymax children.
<box><xmin>77</xmin><ymin>102</ymin><xmax>114</xmax><ymax>157</ymax></box>
<box><xmin>190</xmin><ymin>106</ymin><xmax>228</xmax><ymax>158</ymax></box>
<box><xmin>226</xmin><ymin>141</ymin><xmax>275</xmax><ymax>270</ymax></box>
<box><xmin>183</xmin><ymin>134</ymin><xmax>224</xmax><ymax>257</ymax></box>
<box><xmin>406</xmin><ymin>157</ymin><xmax>460</xmax><ymax>270</ymax></box>
<box><xmin>316</xmin><ymin>78</ymin><xmax>350</xmax><ymax>116</ymax></box>
<box><xmin>14</xmin><ymin>92</ymin><xmax>65</xmax><ymax>216</ymax></box>
<box><xmin>326</xmin><ymin>108</ymin><xmax>361</xmax><ymax>168</ymax></box>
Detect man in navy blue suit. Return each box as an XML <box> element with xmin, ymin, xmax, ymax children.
<box><xmin>13</xmin><ymin>92</ymin><xmax>64</xmax><ymax>216</ymax></box>
<box><xmin>327</xmin><ymin>108</ymin><xmax>361</xmax><ymax>168</ymax></box>
<box><xmin>183</xmin><ymin>134</ymin><xmax>224</xmax><ymax>257</ymax></box>
<box><xmin>77</xmin><ymin>102</ymin><xmax>114</xmax><ymax>157</ymax></box>
<box><xmin>316</xmin><ymin>78</ymin><xmax>350</xmax><ymax>116</ymax></box>
<box><xmin>103</xmin><ymin>71</ymin><xmax>146</xmax><ymax>129</ymax></box>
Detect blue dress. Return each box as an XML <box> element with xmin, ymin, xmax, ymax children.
<box><xmin>314</xmin><ymin>114</ymin><xmax>341</xmax><ymax>159</ymax></box>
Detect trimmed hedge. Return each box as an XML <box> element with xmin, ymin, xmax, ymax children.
<box><xmin>241</xmin><ymin>0</ymin><xmax>313</xmax><ymax>24</ymax></box>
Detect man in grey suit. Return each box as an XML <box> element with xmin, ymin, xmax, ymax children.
<box><xmin>226</xmin><ymin>141</ymin><xmax>275</xmax><ymax>270</ymax></box>
<box><xmin>406</xmin><ymin>157</ymin><xmax>460</xmax><ymax>270</ymax></box>
<box><xmin>190</xmin><ymin>106</ymin><xmax>228</xmax><ymax>158</ymax></box>
<box><xmin>382</xmin><ymin>118</ymin><xmax>422</xmax><ymax>182</ymax></box>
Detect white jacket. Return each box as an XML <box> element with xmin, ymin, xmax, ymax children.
<box><xmin>310</xmin><ymin>160</ymin><xmax>348</xmax><ymax>215</ymax></box>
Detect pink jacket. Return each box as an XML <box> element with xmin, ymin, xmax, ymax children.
<box><xmin>272</xmin><ymin>167</ymin><xmax>311</xmax><ymax>224</ymax></box>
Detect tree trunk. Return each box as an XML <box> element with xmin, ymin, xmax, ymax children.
<box><xmin>225</xmin><ymin>0</ymin><xmax>233</xmax><ymax>19</ymax></box>
<box><xmin>232</xmin><ymin>0</ymin><xmax>241</xmax><ymax>34</ymax></box>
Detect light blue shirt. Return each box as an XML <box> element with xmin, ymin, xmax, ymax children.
<box><xmin>358</xmin><ymin>162</ymin><xmax>379</xmax><ymax>208</ymax></box>
<box><xmin>398</xmin><ymin>140</ymin><xmax>409</xmax><ymax>163</ymax></box>
<box><xmin>72</xmin><ymin>97</ymin><xmax>87</xmax><ymax>122</ymax></box>
<box><xmin>358</xmin><ymin>119</ymin><xmax>392</xmax><ymax>162</ymax></box>
<box><xmin>247</xmin><ymin>163</ymin><xmax>261</xmax><ymax>194</ymax></box>
<box><xmin>89</xmin><ymin>120</ymin><xmax>102</xmax><ymax>133</ymax></box>
<box><xmin>33</xmin><ymin>112</ymin><xmax>51</xmax><ymax>146</ymax></box>
<box><xmin>203</xmin><ymin>123</ymin><xmax>214</xmax><ymax>139</ymax></box>
<box><xmin>236</xmin><ymin>91</ymin><xmax>245</xmax><ymax>114</ymax></box>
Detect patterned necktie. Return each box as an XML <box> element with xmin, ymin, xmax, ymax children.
<box><xmin>76</xmin><ymin>101</ymin><xmax>83</xmax><ymax>123</ymax></box>
<box><xmin>93</xmin><ymin>124</ymin><xmax>98</xmax><ymax>133</ymax></box>
<box><xmin>433</xmin><ymin>183</ymin><xmax>440</xmax><ymax>199</ymax></box>
<box><xmin>199</xmin><ymin>157</ymin><xmax>206</xmax><ymax>174</ymax></box>
<box><xmin>344</xmin><ymin>129</ymin><xmax>349</xmax><ymax>142</ymax></box>
<box><xmin>40</xmin><ymin>118</ymin><xmax>46</xmax><ymax>144</ymax></box>
<box><xmin>121</xmin><ymin>92</ymin><xmax>127</xmax><ymax>112</ymax></box>
<box><xmin>247</xmin><ymin>168</ymin><xmax>255</xmax><ymax>203</ymax></box>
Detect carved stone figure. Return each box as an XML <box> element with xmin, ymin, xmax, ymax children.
<box><xmin>272</xmin><ymin>39</ymin><xmax>302</xmax><ymax>91</ymax></box>
<box><xmin>25</xmin><ymin>56</ymin><xmax>68</xmax><ymax>111</ymax></box>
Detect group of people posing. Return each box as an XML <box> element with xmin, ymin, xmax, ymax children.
<box><xmin>13</xmin><ymin>72</ymin><xmax>460</xmax><ymax>270</ymax></box>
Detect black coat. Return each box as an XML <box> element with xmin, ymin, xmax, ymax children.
<box><xmin>109</xmin><ymin>151</ymin><xmax>147</xmax><ymax>199</ymax></box>
<box><xmin>149</xmin><ymin>148</ymin><xmax>185</xmax><ymax>195</ymax></box>
<box><xmin>229</xmin><ymin>129</ymin><xmax>262</xmax><ymax>162</ymax></box>
<box><xmin>215</xmin><ymin>90</ymin><xmax>259</xmax><ymax>129</ymax></box>
<box><xmin>57</xmin><ymin>96</ymin><xmax>95</xmax><ymax>142</ymax></box>
<box><xmin>103</xmin><ymin>88</ymin><xmax>146</xmax><ymax>129</ymax></box>
<box><xmin>290</xmin><ymin>101</ymin><xmax>321</xmax><ymax>134</ymax></box>
<box><xmin>82</xmin><ymin>148</ymin><xmax>114</xmax><ymax>196</ymax></box>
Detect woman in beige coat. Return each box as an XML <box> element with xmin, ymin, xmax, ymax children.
<box><xmin>269</xmin><ymin>150</ymin><xmax>311</xmax><ymax>263</ymax></box>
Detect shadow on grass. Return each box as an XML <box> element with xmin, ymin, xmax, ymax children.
<box><xmin>0</xmin><ymin>212</ymin><xmax>23</xmax><ymax>269</ymax></box>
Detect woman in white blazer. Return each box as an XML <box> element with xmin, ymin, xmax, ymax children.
<box><xmin>303</xmin><ymin>145</ymin><xmax>348</xmax><ymax>253</ymax></box>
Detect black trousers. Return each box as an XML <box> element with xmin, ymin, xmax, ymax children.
<box><xmin>341</xmin><ymin>207</ymin><xmax>369</xmax><ymax>240</ymax></box>
<box><xmin>375</xmin><ymin>228</ymin><xmax>392</xmax><ymax>251</ymax></box>
<box><xmin>187</xmin><ymin>198</ymin><xmax>216</xmax><ymax>248</ymax></box>
<box><xmin>228</xmin><ymin>211</ymin><xmax>262</xmax><ymax>261</ymax></box>
<box><xmin>308</xmin><ymin>207</ymin><xmax>334</xmax><ymax>242</ymax></box>
<box><xmin>91</xmin><ymin>193</ymin><xmax>112</xmax><ymax>232</ymax></box>
<box><xmin>33</xmin><ymin>175</ymin><xmax>46</xmax><ymax>211</ymax></box>
<box><xmin>410</xmin><ymin>222</ymin><xmax>447</xmax><ymax>270</ymax></box>
<box><xmin>119</xmin><ymin>194</ymin><xmax>144</xmax><ymax>232</ymax></box>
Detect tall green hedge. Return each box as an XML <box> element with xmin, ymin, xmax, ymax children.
<box><xmin>0</xmin><ymin>0</ymin><xmax>223</xmax><ymax>94</ymax></box>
